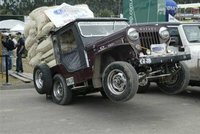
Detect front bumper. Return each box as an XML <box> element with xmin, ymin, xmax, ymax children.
<box><xmin>139</xmin><ymin>53</ymin><xmax>191</xmax><ymax>65</ymax></box>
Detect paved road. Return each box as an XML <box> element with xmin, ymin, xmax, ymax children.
<box><xmin>0</xmin><ymin>86</ymin><xmax>200</xmax><ymax>134</ymax></box>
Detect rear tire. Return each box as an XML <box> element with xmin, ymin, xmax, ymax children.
<box><xmin>52</xmin><ymin>74</ymin><xmax>72</xmax><ymax>105</ymax></box>
<box><xmin>102</xmin><ymin>61</ymin><xmax>138</xmax><ymax>102</ymax></box>
<box><xmin>157</xmin><ymin>62</ymin><xmax>190</xmax><ymax>94</ymax></box>
<box><xmin>33</xmin><ymin>64</ymin><xmax>52</xmax><ymax>95</ymax></box>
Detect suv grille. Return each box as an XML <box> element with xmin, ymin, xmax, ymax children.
<box><xmin>139</xmin><ymin>32</ymin><xmax>160</xmax><ymax>51</ymax></box>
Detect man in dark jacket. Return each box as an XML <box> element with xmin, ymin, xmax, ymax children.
<box><xmin>1</xmin><ymin>34</ymin><xmax>15</xmax><ymax>70</ymax></box>
<box><xmin>16</xmin><ymin>32</ymin><xmax>25</xmax><ymax>73</ymax></box>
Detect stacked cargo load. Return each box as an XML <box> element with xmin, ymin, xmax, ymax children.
<box><xmin>24</xmin><ymin>3</ymin><xmax>94</xmax><ymax>68</ymax></box>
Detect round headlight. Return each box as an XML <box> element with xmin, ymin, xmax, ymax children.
<box><xmin>127</xmin><ymin>28</ymin><xmax>139</xmax><ymax>41</ymax></box>
<box><xmin>159</xmin><ymin>27</ymin><xmax>170</xmax><ymax>40</ymax></box>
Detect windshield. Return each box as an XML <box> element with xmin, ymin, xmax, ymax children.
<box><xmin>78</xmin><ymin>21</ymin><xmax>128</xmax><ymax>37</ymax></box>
<box><xmin>183</xmin><ymin>25</ymin><xmax>200</xmax><ymax>43</ymax></box>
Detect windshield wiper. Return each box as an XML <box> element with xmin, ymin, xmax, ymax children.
<box><xmin>190</xmin><ymin>40</ymin><xmax>200</xmax><ymax>43</ymax></box>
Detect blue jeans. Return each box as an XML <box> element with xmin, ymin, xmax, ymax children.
<box><xmin>2</xmin><ymin>55</ymin><xmax>11</xmax><ymax>71</ymax></box>
<box><xmin>16</xmin><ymin>53</ymin><xmax>23</xmax><ymax>72</ymax></box>
<box><xmin>8</xmin><ymin>51</ymin><xmax>13</xmax><ymax>70</ymax></box>
<box><xmin>7</xmin><ymin>56</ymin><xmax>12</xmax><ymax>70</ymax></box>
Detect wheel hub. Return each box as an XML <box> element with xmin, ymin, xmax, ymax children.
<box><xmin>107</xmin><ymin>69</ymin><xmax>127</xmax><ymax>95</ymax></box>
<box><xmin>139</xmin><ymin>78</ymin><xmax>148</xmax><ymax>86</ymax></box>
<box><xmin>35</xmin><ymin>70</ymin><xmax>43</xmax><ymax>89</ymax></box>
<box><xmin>53</xmin><ymin>82</ymin><xmax>64</xmax><ymax>101</ymax></box>
<box><xmin>164</xmin><ymin>74</ymin><xmax>179</xmax><ymax>85</ymax></box>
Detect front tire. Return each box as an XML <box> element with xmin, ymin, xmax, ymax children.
<box><xmin>52</xmin><ymin>74</ymin><xmax>72</xmax><ymax>105</ymax></box>
<box><xmin>102</xmin><ymin>61</ymin><xmax>138</xmax><ymax>102</ymax></box>
<box><xmin>157</xmin><ymin>62</ymin><xmax>190</xmax><ymax>94</ymax></box>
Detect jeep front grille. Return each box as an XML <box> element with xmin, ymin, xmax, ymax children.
<box><xmin>139</xmin><ymin>32</ymin><xmax>160</xmax><ymax>51</ymax></box>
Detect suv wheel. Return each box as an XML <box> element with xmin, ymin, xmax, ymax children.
<box><xmin>52</xmin><ymin>74</ymin><xmax>72</xmax><ymax>105</ymax></box>
<box><xmin>102</xmin><ymin>61</ymin><xmax>138</xmax><ymax>102</ymax></box>
<box><xmin>33</xmin><ymin>64</ymin><xmax>52</xmax><ymax>94</ymax></box>
<box><xmin>157</xmin><ymin>62</ymin><xmax>190</xmax><ymax>94</ymax></box>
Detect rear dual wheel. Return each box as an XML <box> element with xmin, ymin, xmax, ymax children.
<box><xmin>33</xmin><ymin>64</ymin><xmax>52</xmax><ymax>95</ymax></box>
<box><xmin>52</xmin><ymin>74</ymin><xmax>72</xmax><ymax>105</ymax></box>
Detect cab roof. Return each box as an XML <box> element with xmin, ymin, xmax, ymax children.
<box><xmin>52</xmin><ymin>18</ymin><xmax>128</xmax><ymax>33</ymax></box>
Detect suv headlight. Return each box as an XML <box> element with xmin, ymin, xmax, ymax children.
<box><xmin>127</xmin><ymin>28</ymin><xmax>139</xmax><ymax>41</ymax></box>
<box><xmin>159</xmin><ymin>27</ymin><xmax>170</xmax><ymax>40</ymax></box>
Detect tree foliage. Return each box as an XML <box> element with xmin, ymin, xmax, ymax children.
<box><xmin>0</xmin><ymin>0</ymin><xmax>121</xmax><ymax>16</ymax></box>
<box><xmin>0</xmin><ymin>0</ymin><xmax>199</xmax><ymax>16</ymax></box>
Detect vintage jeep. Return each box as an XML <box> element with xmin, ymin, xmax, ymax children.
<box><xmin>130</xmin><ymin>23</ymin><xmax>191</xmax><ymax>94</ymax></box>
<box><xmin>33</xmin><ymin>18</ymin><xmax>190</xmax><ymax>105</ymax></box>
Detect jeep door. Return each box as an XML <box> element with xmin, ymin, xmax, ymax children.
<box><xmin>56</xmin><ymin>26</ymin><xmax>89</xmax><ymax>72</ymax></box>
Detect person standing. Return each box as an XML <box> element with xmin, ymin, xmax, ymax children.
<box><xmin>16</xmin><ymin>32</ymin><xmax>25</xmax><ymax>73</ymax></box>
<box><xmin>1</xmin><ymin>33</ymin><xmax>15</xmax><ymax>70</ymax></box>
<box><xmin>1</xmin><ymin>34</ymin><xmax>9</xmax><ymax>71</ymax></box>
<box><xmin>12</xmin><ymin>34</ymin><xmax>18</xmax><ymax>67</ymax></box>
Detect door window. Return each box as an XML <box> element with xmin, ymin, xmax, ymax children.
<box><xmin>183</xmin><ymin>25</ymin><xmax>200</xmax><ymax>43</ymax></box>
<box><xmin>60</xmin><ymin>29</ymin><xmax>77</xmax><ymax>54</ymax></box>
<box><xmin>59</xmin><ymin>29</ymin><xmax>87</xmax><ymax>72</ymax></box>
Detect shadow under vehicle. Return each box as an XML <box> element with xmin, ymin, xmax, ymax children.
<box><xmin>33</xmin><ymin>18</ymin><xmax>191</xmax><ymax>105</ymax></box>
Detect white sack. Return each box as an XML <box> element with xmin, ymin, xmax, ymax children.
<box><xmin>27</xmin><ymin>43</ymin><xmax>38</xmax><ymax>59</ymax></box>
<box><xmin>47</xmin><ymin>59</ymin><xmax>56</xmax><ymax>68</ymax></box>
<box><xmin>25</xmin><ymin>35</ymin><xmax>37</xmax><ymax>50</ymax></box>
<box><xmin>29</xmin><ymin>6</ymin><xmax>50</xmax><ymax>32</ymax></box>
<box><xmin>44</xmin><ymin>55</ymin><xmax>55</xmax><ymax>63</ymax></box>
<box><xmin>36</xmin><ymin>36</ymin><xmax>53</xmax><ymax>53</ymax></box>
<box><xmin>29</xmin><ymin>28</ymin><xmax>37</xmax><ymax>37</ymax></box>
<box><xmin>29</xmin><ymin>52</ymin><xmax>43</xmax><ymax>67</ymax></box>
<box><xmin>36</xmin><ymin>22</ymin><xmax>55</xmax><ymax>39</ymax></box>
<box><xmin>41</xmin><ymin>49</ymin><xmax>54</xmax><ymax>60</ymax></box>
<box><xmin>24</xmin><ymin>20</ymin><xmax>36</xmax><ymax>38</ymax></box>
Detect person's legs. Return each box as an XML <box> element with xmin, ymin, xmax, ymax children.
<box><xmin>7</xmin><ymin>55</ymin><xmax>12</xmax><ymax>70</ymax></box>
<box><xmin>2</xmin><ymin>56</ymin><xmax>6</xmax><ymax>72</ymax></box>
<box><xmin>8</xmin><ymin>51</ymin><xmax>13</xmax><ymax>70</ymax></box>
<box><xmin>19</xmin><ymin>54</ymin><xmax>23</xmax><ymax>72</ymax></box>
<box><xmin>13</xmin><ymin>49</ymin><xmax>16</xmax><ymax>67</ymax></box>
<box><xmin>16</xmin><ymin>56</ymin><xmax>19</xmax><ymax>72</ymax></box>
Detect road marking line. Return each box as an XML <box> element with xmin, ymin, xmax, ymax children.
<box><xmin>0</xmin><ymin>109</ymin><xmax>14</xmax><ymax>113</ymax></box>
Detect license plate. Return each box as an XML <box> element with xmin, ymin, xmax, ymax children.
<box><xmin>151</xmin><ymin>44</ymin><xmax>166</xmax><ymax>55</ymax></box>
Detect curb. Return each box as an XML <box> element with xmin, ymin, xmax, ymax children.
<box><xmin>0</xmin><ymin>82</ymin><xmax>34</xmax><ymax>90</ymax></box>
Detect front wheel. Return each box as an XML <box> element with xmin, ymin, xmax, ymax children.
<box><xmin>102</xmin><ymin>61</ymin><xmax>138</xmax><ymax>102</ymax></box>
<box><xmin>52</xmin><ymin>74</ymin><xmax>72</xmax><ymax>105</ymax></box>
<box><xmin>157</xmin><ymin>62</ymin><xmax>190</xmax><ymax>94</ymax></box>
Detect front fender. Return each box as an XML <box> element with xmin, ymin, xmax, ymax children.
<box><xmin>94</xmin><ymin>43</ymin><xmax>130</xmax><ymax>54</ymax></box>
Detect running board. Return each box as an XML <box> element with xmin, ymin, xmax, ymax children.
<box><xmin>71</xmin><ymin>82</ymin><xmax>89</xmax><ymax>90</ymax></box>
